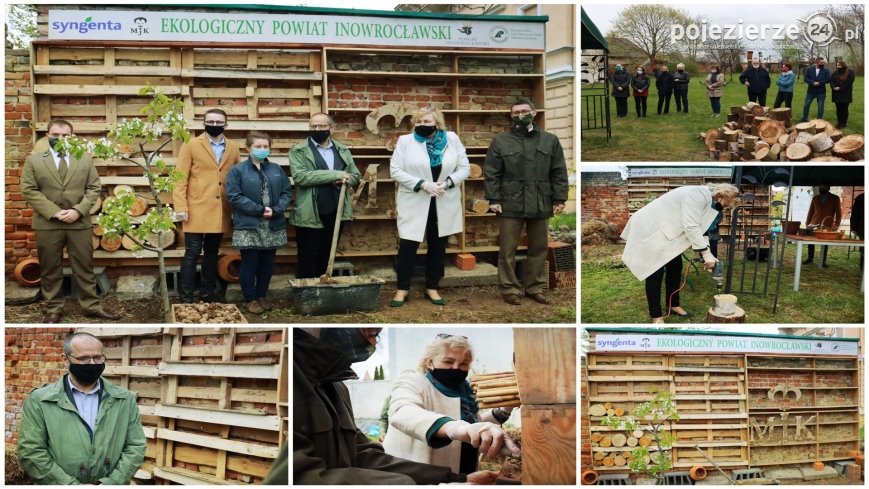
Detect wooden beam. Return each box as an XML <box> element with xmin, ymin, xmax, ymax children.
<box><xmin>179</xmin><ymin>68</ymin><xmax>322</xmax><ymax>80</ymax></box>
<box><xmin>153</xmin><ymin>467</ymin><xmax>234</xmax><ymax>486</ymax></box>
<box><xmin>33</xmin><ymin>64</ymin><xmax>181</xmax><ymax>76</ymax></box>
<box><xmin>156</xmin><ymin>428</ymin><xmax>279</xmax><ymax>459</ymax></box>
<box><xmin>143</xmin><ymin>426</ymin><xmax>156</xmax><ymax>439</ymax></box>
<box><xmin>159</xmin><ymin>361</ymin><xmax>280</xmax><ymax>380</ymax></box>
<box><xmin>154</xmin><ymin>404</ymin><xmax>281</xmax><ymax>431</ymax></box>
<box><xmin>103</xmin><ymin>365</ymin><xmax>160</xmax><ymax>378</ymax></box>
<box><xmin>33</xmin><ymin>84</ymin><xmax>182</xmax><ymax>95</ymax></box>
<box><xmin>77</xmin><ymin>327</ymin><xmax>162</xmax><ymax>336</ymax></box>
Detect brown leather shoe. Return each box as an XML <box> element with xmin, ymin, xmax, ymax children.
<box><xmin>257</xmin><ymin>298</ymin><xmax>273</xmax><ymax>311</ymax></box>
<box><xmin>42</xmin><ymin>312</ymin><xmax>62</xmax><ymax>323</ymax></box>
<box><xmin>525</xmin><ymin>292</ymin><xmax>551</xmax><ymax>305</ymax></box>
<box><xmin>503</xmin><ymin>293</ymin><xmax>522</xmax><ymax>305</ymax></box>
<box><xmin>84</xmin><ymin>310</ymin><xmax>121</xmax><ymax>320</ymax></box>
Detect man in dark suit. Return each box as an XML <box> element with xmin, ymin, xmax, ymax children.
<box><xmin>20</xmin><ymin>119</ymin><xmax>119</xmax><ymax>323</ymax></box>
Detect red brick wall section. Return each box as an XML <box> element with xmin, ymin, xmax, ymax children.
<box><xmin>5</xmin><ymin>48</ymin><xmax>36</xmax><ymax>272</ymax></box>
<box><xmin>5</xmin><ymin>327</ymin><xmax>76</xmax><ymax>449</ymax></box>
<box><xmin>581</xmin><ymin>171</ymin><xmax>630</xmax><ymax>232</ymax></box>
<box><xmin>580</xmin><ymin>360</ymin><xmax>592</xmax><ymax>470</ymax></box>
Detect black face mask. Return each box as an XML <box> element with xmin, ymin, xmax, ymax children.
<box><xmin>414</xmin><ymin>125</ymin><xmax>437</xmax><ymax>138</ymax></box>
<box><xmin>48</xmin><ymin>137</ymin><xmax>60</xmax><ymax>151</ymax></box>
<box><xmin>310</xmin><ymin>130</ymin><xmax>330</xmax><ymax>144</ymax></box>
<box><xmin>713</xmin><ymin>202</ymin><xmax>724</xmax><ymax>211</ymax></box>
<box><xmin>429</xmin><ymin>368</ymin><xmax>469</xmax><ymax>389</ymax></box>
<box><xmin>319</xmin><ymin>328</ymin><xmax>376</xmax><ymax>364</ymax></box>
<box><xmin>69</xmin><ymin>363</ymin><xmax>105</xmax><ymax>386</ymax></box>
<box><xmin>204</xmin><ymin>125</ymin><xmax>225</xmax><ymax>138</ymax></box>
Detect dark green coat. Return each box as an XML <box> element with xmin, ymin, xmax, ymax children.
<box><xmin>17</xmin><ymin>375</ymin><xmax>146</xmax><ymax>484</ymax></box>
<box><xmin>484</xmin><ymin>124</ymin><xmax>569</xmax><ymax>219</ymax></box>
<box><xmin>293</xmin><ymin>329</ymin><xmax>467</xmax><ymax>484</ymax></box>
<box><xmin>288</xmin><ymin>138</ymin><xmax>361</xmax><ymax>229</ymax></box>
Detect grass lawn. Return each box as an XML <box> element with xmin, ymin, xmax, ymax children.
<box><xmin>581</xmin><ymin>242</ymin><xmax>864</xmax><ymax>323</ymax></box>
<box><xmin>580</xmin><ymin>74</ymin><xmax>864</xmax><ymax>161</ymax></box>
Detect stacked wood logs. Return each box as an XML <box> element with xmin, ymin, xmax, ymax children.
<box><xmin>91</xmin><ymin>184</ymin><xmax>178</xmax><ymax>252</ymax></box>
<box><xmin>702</xmin><ymin>103</ymin><xmax>862</xmax><ymax>161</ymax></box>
<box><xmin>469</xmin><ymin>371</ymin><xmax>521</xmax><ymax>408</ymax></box>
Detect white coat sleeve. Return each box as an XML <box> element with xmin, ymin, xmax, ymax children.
<box><xmin>390</xmin><ymin>137</ymin><xmax>423</xmax><ymax>192</ymax></box>
<box><xmin>388</xmin><ymin>373</ymin><xmax>453</xmax><ymax>443</ymax></box>
<box><xmin>682</xmin><ymin>189</ymin><xmax>711</xmax><ymax>251</ymax></box>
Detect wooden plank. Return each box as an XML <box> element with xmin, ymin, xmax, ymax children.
<box><xmin>154</xmin><ymin>404</ymin><xmax>281</xmax><ymax>431</ymax></box>
<box><xmin>257</xmin><ymin>87</ymin><xmax>312</xmax><ymax>99</ymax></box>
<box><xmin>103</xmin><ymin>365</ymin><xmax>160</xmax><ymax>377</ymax></box>
<box><xmin>514</xmin><ymin>328</ymin><xmax>575</xmax><ymax>404</ymax></box>
<box><xmin>173</xmin><ymin>445</ymin><xmax>272</xmax><ymax>477</ymax></box>
<box><xmin>156</xmin><ymin>428</ymin><xmax>279</xmax><ymax>458</ymax></box>
<box><xmin>521</xmin><ymin>406</ymin><xmax>575</xmax><ymax>484</ymax></box>
<box><xmin>587</xmin><ymin>365</ymin><xmax>669</xmax><ymax>371</ymax></box>
<box><xmin>77</xmin><ymin>327</ymin><xmax>162</xmax><ymax>336</ymax></box>
<box><xmin>176</xmin><ymin>386</ymin><xmax>277</xmax><ymax>404</ymax></box>
<box><xmin>153</xmin><ymin>467</ymin><xmax>235</xmax><ymax>486</ymax></box>
<box><xmin>159</xmin><ymin>361</ymin><xmax>280</xmax><ymax>379</ymax></box>
<box><xmin>139</xmin><ymin>404</ymin><xmax>156</xmax><ymax>416</ymax></box>
<box><xmin>33</xmin><ymin>84</ymin><xmax>182</xmax><ymax>95</ymax></box>
<box><xmin>143</xmin><ymin>426</ymin><xmax>156</xmax><ymax>439</ymax></box>
<box><xmin>180</xmin><ymin>342</ymin><xmax>283</xmax><ymax>357</ymax></box>
<box><xmin>587</xmin><ymin>375</ymin><xmax>672</xmax><ymax>382</ymax></box>
<box><xmin>33</xmin><ymin>64</ymin><xmax>181</xmax><ymax>77</ymax></box>
<box><xmin>180</xmin><ymin>67</ymin><xmax>321</xmax><ymax>80</ymax></box>
<box><xmin>674</xmin><ymin>394</ymin><xmax>745</xmax><ymax>400</ymax></box>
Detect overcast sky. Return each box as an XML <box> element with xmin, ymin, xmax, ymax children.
<box><xmin>582</xmin><ymin>3</ymin><xmax>834</xmax><ymax>57</ymax></box>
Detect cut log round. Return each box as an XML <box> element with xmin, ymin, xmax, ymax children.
<box><xmin>101</xmin><ymin>196</ymin><xmax>115</xmax><ymax>213</ymax></box>
<box><xmin>627</xmin><ymin>436</ymin><xmax>638</xmax><ymax>447</ymax></box>
<box><xmin>742</xmin><ymin>135</ymin><xmax>758</xmax><ymax>152</ymax></box>
<box><xmin>829</xmin><ymin>129</ymin><xmax>844</xmax><ymax>142</ymax></box>
<box><xmin>808</xmin><ymin>156</ymin><xmax>847</xmax><ymax>162</ymax></box>
<box><xmin>614</xmin><ymin>408</ymin><xmax>625</xmax><ymax>416</ymax></box>
<box><xmin>778</xmin><ymin>134</ymin><xmax>790</xmax><ymax>146</ymax></box>
<box><xmin>786</xmin><ymin>142</ymin><xmax>812</xmax><ymax>161</ymax></box>
<box><xmin>89</xmin><ymin>194</ymin><xmax>103</xmax><ymax>215</ymax></box>
<box><xmin>603</xmin><ymin>456</ymin><xmax>615</xmax><ymax>467</ymax></box>
<box><xmin>769</xmin><ymin>107</ymin><xmax>792</xmax><ymax>127</ymax></box>
<box><xmin>832</xmin><ymin>135</ymin><xmax>865</xmax><ymax>161</ymax></box>
<box><xmin>723</xmin><ymin>130</ymin><xmax>739</xmax><ymax>142</ymax></box>
<box><xmin>639</xmin><ymin>436</ymin><xmax>652</xmax><ymax>447</ymax></box>
<box><xmin>614</xmin><ymin>456</ymin><xmax>627</xmax><ymax>467</ymax></box>
<box><xmin>730</xmin><ymin>105</ymin><xmax>742</xmax><ymax>115</ymax></box>
<box><xmin>591</xmin><ymin>433</ymin><xmax>603</xmax><ymax>442</ymax></box>
<box><xmin>768</xmin><ymin>143</ymin><xmax>781</xmax><ymax>161</ymax></box>
<box><xmin>121</xmin><ymin>234</ymin><xmax>138</xmax><ymax>251</ymax></box>
<box><xmin>706</xmin><ymin>305</ymin><xmax>746</xmax><ymax>323</ymax></box>
<box><xmin>467</xmin><ymin>199</ymin><xmax>490</xmax><ymax>214</ymax></box>
<box><xmin>92</xmin><ymin>234</ymin><xmax>100</xmax><ymax>250</ymax></box>
<box><xmin>750</xmin><ymin>104</ymin><xmax>766</xmax><ymax>116</ymax></box>
<box><xmin>129</xmin><ymin>196</ymin><xmax>149</xmax><ymax>217</ymax></box>
<box><xmin>588</xmin><ymin>404</ymin><xmax>607</xmax><ymax>417</ymax></box>
<box><xmin>100</xmin><ymin>234</ymin><xmax>122</xmax><ymax>252</ymax></box>
<box><xmin>795</xmin><ymin>132</ymin><xmax>812</xmax><ymax>145</ymax></box>
<box><xmin>612</xmin><ymin>433</ymin><xmax>627</xmax><ymax>447</ymax></box>
<box><xmin>753</xmin><ymin>147</ymin><xmax>769</xmax><ymax>161</ymax></box>
<box><xmin>757</xmin><ymin>120</ymin><xmax>785</xmax><ymax>145</ymax></box>
<box><xmin>113</xmin><ymin>184</ymin><xmax>134</xmax><ymax>196</ymax></box>
<box><xmin>808</xmin><ymin>132</ymin><xmax>834</xmax><ymax>153</ymax></box>
<box><xmin>468</xmin><ymin>163</ymin><xmax>483</xmax><ymax>179</ymax></box>
<box><xmin>604</xmin><ymin>402</ymin><xmax>612</xmax><ymax>409</ymax></box>
<box><xmin>704</xmin><ymin>129</ymin><xmax>721</xmax><ymax>150</ymax></box>
<box><xmin>594</xmin><ymin>451</ymin><xmax>605</xmax><ymax>461</ymax></box>
<box><xmin>714</xmin><ymin>139</ymin><xmax>727</xmax><ymax>151</ymax></box>
<box><xmin>795</xmin><ymin>121</ymin><xmax>816</xmax><ymax>135</ymax></box>
<box><xmin>632</xmin><ymin>429</ymin><xmax>644</xmax><ymax>438</ymax></box>
<box><xmin>600</xmin><ymin>436</ymin><xmax>612</xmax><ymax>448</ymax></box>
<box><xmin>606</xmin><ymin>408</ymin><xmax>615</xmax><ymax>416</ymax></box>
<box><xmin>811</xmin><ymin>119</ymin><xmax>828</xmax><ymax>132</ymax></box>
<box><xmin>146</xmin><ymin>229</ymin><xmax>176</xmax><ymax>249</ymax></box>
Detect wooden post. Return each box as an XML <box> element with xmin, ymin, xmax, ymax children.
<box><xmin>514</xmin><ymin>328</ymin><xmax>576</xmax><ymax>485</ymax></box>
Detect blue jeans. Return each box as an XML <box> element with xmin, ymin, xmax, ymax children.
<box><xmin>239</xmin><ymin>248</ymin><xmax>277</xmax><ymax>302</ymax></box>
<box><xmin>802</xmin><ymin>92</ymin><xmax>825</xmax><ymax>120</ymax></box>
<box><xmin>709</xmin><ymin>97</ymin><xmax>721</xmax><ymax>114</ymax></box>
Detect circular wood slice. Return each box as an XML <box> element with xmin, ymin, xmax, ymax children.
<box><xmin>594</xmin><ymin>451</ymin><xmax>605</xmax><ymax>461</ymax></box>
<box><xmin>113</xmin><ymin>184</ymin><xmax>134</xmax><ymax>196</ymax></box>
<box><xmin>612</xmin><ymin>433</ymin><xmax>627</xmax><ymax>447</ymax></box>
<box><xmin>603</xmin><ymin>456</ymin><xmax>615</xmax><ymax>467</ymax></box>
<box><xmin>808</xmin><ymin>132</ymin><xmax>834</xmax><ymax>153</ymax></box>
<box><xmin>468</xmin><ymin>163</ymin><xmax>483</xmax><ymax>179</ymax></box>
<box><xmin>829</xmin><ymin>130</ymin><xmax>844</xmax><ymax>142</ymax></box>
<box><xmin>129</xmin><ymin>196</ymin><xmax>149</xmax><ymax>217</ymax></box>
<box><xmin>101</xmin><ymin>196</ymin><xmax>116</xmax><ymax>213</ymax></box>
<box><xmin>606</xmin><ymin>408</ymin><xmax>616</xmax><ymax>416</ymax></box>
<box><xmin>614</xmin><ymin>455</ymin><xmax>627</xmax><ymax>466</ymax></box>
<box><xmin>600</xmin><ymin>436</ymin><xmax>612</xmax><ymax>448</ymax></box>
<box><xmin>832</xmin><ymin>135</ymin><xmax>865</xmax><ymax>161</ymax></box>
<box><xmin>644</xmin><ymin>454</ymin><xmax>652</xmax><ymax>464</ymax></box>
<box><xmin>778</xmin><ymin>134</ymin><xmax>790</xmax><ymax>146</ymax></box>
<box><xmin>92</xmin><ymin>234</ymin><xmax>100</xmax><ymax>250</ymax></box>
<box><xmin>758</xmin><ymin>120</ymin><xmax>785</xmax><ymax>145</ymax></box>
<box><xmin>632</xmin><ymin>429</ymin><xmax>644</xmax><ymax>438</ymax></box>
<box><xmin>639</xmin><ymin>435</ymin><xmax>652</xmax><ymax>447</ymax></box>
<box><xmin>811</xmin><ymin>119</ymin><xmax>828</xmax><ymax>132</ymax></box>
<box><xmin>588</xmin><ymin>404</ymin><xmax>607</xmax><ymax>417</ymax></box>
<box><xmin>100</xmin><ymin>234</ymin><xmax>122</xmax><ymax>252</ymax></box>
<box><xmin>591</xmin><ymin>433</ymin><xmax>603</xmax><ymax>442</ymax></box>
<box><xmin>614</xmin><ymin>408</ymin><xmax>625</xmax><ymax>416</ymax></box>
<box><xmin>89</xmin><ymin>194</ymin><xmax>103</xmax><ymax>215</ymax></box>
<box><xmin>786</xmin><ymin>142</ymin><xmax>812</xmax><ymax>161</ymax></box>
<box><xmin>750</xmin><ymin>104</ymin><xmax>765</xmax><ymax>116</ymax></box>
<box><xmin>147</xmin><ymin>230</ymin><xmax>177</xmax><ymax>249</ymax></box>
<box><xmin>808</xmin><ymin>156</ymin><xmax>847</xmax><ymax>162</ymax></box>
<box><xmin>795</xmin><ymin>121</ymin><xmax>816</xmax><ymax>134</ymax></box>
<box><xmin>121</xmin><ymin>234</ymin><xmax>138</xmax><ymax>251</ymax></box>
<box><xmin>604</xmin><ymin>402</ymin><xmax>612</xmax><ymax>409</ymax></box>
<box><xmin>627</xmin><ymin>436</ymin><xmax>638</xmax><ymax>447</ymax></box>
<box><xmin>704</xmin><ymin>129</ymin><xmax>720</xmax><ymax>150</ymax></box>
<box><xmin>753</xmin><ymin>147</ymin><xmax>769</xmax><ymax>161</ymax></box>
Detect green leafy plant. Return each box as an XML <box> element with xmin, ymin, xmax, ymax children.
<box><xmin>60</xmin><ymin>85</ymin><xmax>189</xmax><ymax>322</ymax></box>
<box><xmin>600</xmin><ymin>389</ymin><xmax>680</xmax><ymax>483</ymax></box>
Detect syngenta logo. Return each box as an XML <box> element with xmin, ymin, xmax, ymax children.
<box><xmin>53</xmin><ymin>16</ymin><xmax>122</xmax><ymax>35</ymax></box>
<box><xmin>671</xmin><ymin>13</ymin><xmax>859</xmax><ymax>48</ymax></box>
<box><xmin>597</xmin><ymin>337</ymin><xmax>636</xmax><ymax>349</ymax></box>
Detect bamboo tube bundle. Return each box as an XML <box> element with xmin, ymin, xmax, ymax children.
<box><xmin>470</xmin><ymin>371</ymin><xmax>521</xmax><ymax>408</ymax></box>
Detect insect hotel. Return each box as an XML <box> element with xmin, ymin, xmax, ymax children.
<box><xmin>581</xmin><ymin>327</ymin><xmax>863</xmax><ymax>484</ymax></box>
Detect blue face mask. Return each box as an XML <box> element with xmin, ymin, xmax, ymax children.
<box><xmin>251</xmin><ymin>148</ymin><xmax>270</xmax><ymax>160</ymax></box>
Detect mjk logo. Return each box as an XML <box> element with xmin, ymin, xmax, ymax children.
<box><xmin>131</xmin><ymin>16</ymin><xmax>149</xmax><ymax>36</ymax></box>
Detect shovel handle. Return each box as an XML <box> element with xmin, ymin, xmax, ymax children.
<box><xmin>324</xmin><ymin>183</ymin><xmax>346</xmax><ymax>278</ymax></box>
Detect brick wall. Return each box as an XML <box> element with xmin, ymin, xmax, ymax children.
<box><xmin>580</xmin><ymin>171</ymin><xmax>630</xmax><ymax>232</ymax></box>
<box><xmin>5</xmin><ymin>48</ymin><xmax>36</xmax><ymax>272</ymax></box>
<box><xmin>5</xmin><ymin>327</ymin><xmax>76</xmax><ymax>449</ymax></box>
<box><xmin>580</xmin><ymin>359</ymin><xmax>591</xmax><ymax>470</ymax></box>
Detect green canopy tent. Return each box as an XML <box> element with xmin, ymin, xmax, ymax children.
<box><xmin>581</xmin><ymin>7</ymin><xmax>611</xmax><ymax>140</ymax></box>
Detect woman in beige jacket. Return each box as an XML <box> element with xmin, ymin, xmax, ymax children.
<box><xmin>382</xmin><ymin>335</ymin><xmax>520</xmax><ymax>474</ymax></box>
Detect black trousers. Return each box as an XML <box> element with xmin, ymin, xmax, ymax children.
<box><xmin>657</xmin><ymin>93</ymin><xmax>672</xmax><ymax>114</ymax></box>
<box><xmin>296</xmin><ymin>212</ymin><xmax>343</xmax><ymax>279</ymax></box>
<box><xmin>806</xmin><ymin>244</ymin><xmax>829</xmax><ymax>264</ymax></box>
<box><xmin>645</xmin><ymin>255</ymin><xmax>683</xmax><ymax>318</ymax></box>
<box><xmin>748</xmin><ymin>92</ymin><xmax>767</xmax><ymax>106</ymax></box>
<box><xmin>674</xmin><ymin>90</ymin><xmax>688</xmax><ymax>112</ymax></box>
<box><xmin>180</xmin><ymin>232</ymin><xmax>223</xmax><ymax>303</ymax></box>
<box><xmin>634</xmin><ymin>96</ymin><xmax>647</xmax><ymax>116</ymax></box>
<box><xmin>614</xmin><ymin>97</ymin><xmax>629</xmax><ymax>117</ymax></box>
<box><xmin>396</xmin><ymin>199</ymin><xmax>446</xmax><ymax>290</ymax></box>
<box><xmin>835</xmin><ymin>102</ymin><xmax>850</xmax><ymax>127</ymax></box>
<box><xmin>773</xmin><ymin>91</ymin><xmax>793</xmax><ymax>108</ymax></box>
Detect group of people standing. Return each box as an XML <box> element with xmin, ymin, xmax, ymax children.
<box><xmin>22</xmin><ymin>98</ymin><xmax>568</xmax><ymax>321</ymax></box>
<box><xmin>611</xmin><ymin>56</ymin><xmax>855</xmax><ymax>128</ymax></box>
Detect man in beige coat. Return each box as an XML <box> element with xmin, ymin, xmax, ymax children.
<box><xmin>172</xmin><ymin>109</ymin><xmax>240</xmax><ymax>303</ymax></box>
<box><xmin>21</xmin><ymin>119</ymin><xmax>119</xmax><ymax>323</ymax></box>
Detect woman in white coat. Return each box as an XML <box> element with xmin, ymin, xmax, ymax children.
<box><xmin>621</xmin><ymin>184</ymin><xmax>739</xmax><ymax>323</ymax></box>
<box><xmin>389</xmin><ymin>107</ymin><xmax>470</xmax><ymax>306</ymax></box>
<box><xmin>383</xmin><ymin>334</ymin><xmax>520</xmax><ymax>474</ymax></box>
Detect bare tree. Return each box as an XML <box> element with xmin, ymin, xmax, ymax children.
<box><xmin>608</xmin><ymin>5</ymin><xmax>687</xmax><ymax>67</ymax></box>
<box><xmin>680</xmin><ymin>15</ymin><xmax>705</xmax><ymax>65</ymax></box>
<box><xmin>823</xmin><ymin>4</ymin><xmax>865</xmax><ymax>72</ymax></box>
<box><xmin>5</xmin><ymin>4</ymin><xmax>37</xmax><ymax>49</ymax></box>
<box><xmin>703</xmin><ymin>38</ymin><xmax>747</xmax><ymax>81</ymax></box>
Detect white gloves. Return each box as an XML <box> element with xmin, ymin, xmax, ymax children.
<box><xmin>442</xmin><ymin>420</ymin><xmax>520</xmax><ymax>457</ymax></box>
<box><xmin>174</xmin><ymin>212</ymin><xmax>188</xmax><ymax>222</ymax></box>
<box><xmin>422</xmin><ymin>181</ymin><xmax>445</xmax><ymax>196</ymax></box>
<box><xmin>701</xmin><ymin>249</ymin><xmax>718</xmax><ymax>271</ymax></box>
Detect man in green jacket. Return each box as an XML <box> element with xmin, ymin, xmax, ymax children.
<box><xmin>18</xmin><ymin>332</ymin><xmax>146</xmax><ymax>484</ymax></box>
<box><xmin>294</xmin><ymin>328</ymin><xmax>499</xmax><ymax>484</ymax></box>
<box><xmin>484</xmin><ymin>98</ymin><xmax>569</xmax><ymax>305</ymax></box>
<box><xmin>289</xmin><ymin>113</ymin><xmax>362</xmax><ymax>279</ymax></box>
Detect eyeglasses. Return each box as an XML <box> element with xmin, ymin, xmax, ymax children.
<box><xmin>204</xmin><ymin>121</ymin><xmax>226</xmax><ymax>127</ymax></box>
<box><xmin>436</xmin><ymin>334</ymin><xmax>468</xmax><ymax>340</ymax></box>
<box><xmin>67</xmin><ymin>354</ymin><xmax>106</xmax><ymax>364</ymax></box>
<box><xmin>309</xmin><ymin>124</ymin><xmax>331</xmax><ymax>130</ymax></box>
<box><xmin>511</xmin><ymin>109</ymin><xmax>534</xmax><ymax>116</ymax></box>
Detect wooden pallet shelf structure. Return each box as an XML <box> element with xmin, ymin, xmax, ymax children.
<box><xmin>78</xmin><ymin>327</ymin><xmax>288</xmax><ymax>485</ymax></box>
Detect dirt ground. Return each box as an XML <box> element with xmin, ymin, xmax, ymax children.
<box><xmin>5</xmin><ymin>285</ymin><xmax>576</xmax><ymax>324</ymax></box>
<box><xmin>794</xmin><ymin>475</ymin><xmax>863</xmax><ymax>485</ymax></box>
